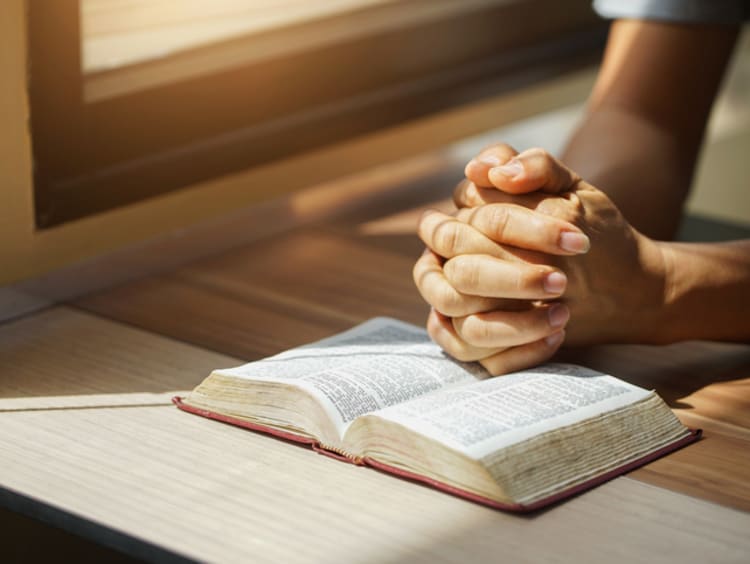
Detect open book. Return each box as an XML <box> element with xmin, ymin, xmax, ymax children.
<box><xmin>175</xmin><ymin>318</ymin><xmax>699</xmax><ymax>511</ymax></box>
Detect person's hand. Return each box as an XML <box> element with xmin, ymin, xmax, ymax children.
<box><xmin>413</xmin><ymin>144</ymin><xmax>589</xmax><ymax>374</ymax></box>
<box><xmin>414</xmin><ymin>144</ymin><xmax>669</xmax><ymax>374</ymax></box>
<box><xmin>413</xmin><ymin>203</ymin><xmax>586</xmax><ymax>374</ymax></box>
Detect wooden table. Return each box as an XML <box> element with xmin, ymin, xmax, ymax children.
<box><xmin>1</xmin><ymin>161</ymin><xmax>749</xmax><ymax>562</ymax></box>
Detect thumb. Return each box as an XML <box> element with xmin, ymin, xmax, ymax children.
<box><xmin>487</xmin><ymin>148</ymin><xmax>581</xmax><ymax>195</ymax></box>
<box><xmin>464</xmin><ymin>142</ymin><xmax>519</xmax><ymax>188</ymax></box>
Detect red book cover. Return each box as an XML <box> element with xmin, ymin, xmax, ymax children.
<box><xmin>172</xmin><ymin>396</ymin><xmax>701</xmax><ymax>513</ymax></box>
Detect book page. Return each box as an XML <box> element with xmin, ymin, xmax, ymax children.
<box><xmin>214</xmin><ymin>318</ymin><xmax>487</xmax><ymax>434</ymax></box>
<box><xmin>371</xmin><ymin>364</ymin><xmax>653</xmax><ymax>459</ymax></box>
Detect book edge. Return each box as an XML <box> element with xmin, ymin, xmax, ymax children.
<box><xmin>364</xmin><ymin>428</ymin><xmax>701</xmax><ymax>512</ymax></box>
<box><xmin>171</xmin><ymin>396</ymin><xmax>701</xmax><ymax>513</ymax></box>
<box><xmin>173</xmin><ymin>396</ymin><xmax>360</xmax><ymax>463</ymax></box>
<box><xmin>173</xmin><ymin>395</ymin><xmax>315</xmax><ymax>445</ymax></box>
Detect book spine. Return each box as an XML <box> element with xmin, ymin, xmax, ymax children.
<box><xmin>174</xmin><ymin>396</ymin><xmax>365</xmax><ymax>465</ymax></box>
<box><xmin>313</xmin><ymin>442</ymin><xmax>364</xmax><ymax>465</ymax></box>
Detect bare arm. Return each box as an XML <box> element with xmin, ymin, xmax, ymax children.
<box><xmin>658</xmin><ymin>239</ymin><xmax>750</xmax><ymax>343</ymax></box>
<box><xmin>412</xmin><ymin>20</ymin><xmax>749</xmax><ymax>373</ymax></box>
<box><xmin>417</xmin><ymin>145</ymin><xmax>750</xmax><ymax>375</ymax></box>
<box><xmin>562</xmin><ymin>19</ymin><xmax>739</xmax><ymax>240</ymax></box>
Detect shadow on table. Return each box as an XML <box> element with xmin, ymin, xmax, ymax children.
<box><xmin>560</xmin><ymin>341</ymin><xmax>750</xmax><ymax>411</ymax></box>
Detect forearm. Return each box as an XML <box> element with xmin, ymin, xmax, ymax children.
<box><xmin>656</xmin><ymin>239</ymin><xmax>750</xmax><ymax>343</ymax></box>
<box><xmin>562</xmin><ymin>108</ymin><xmax>692</xmax><ymax>240</ymax></box>
<box><xmin>561</xmin><ymin>20</ymin><xmax>738</xmax><ymax>241</ymax></box>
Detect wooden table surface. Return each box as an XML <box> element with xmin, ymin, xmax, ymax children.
<box><xmin>1</xmin><ymin>159</ymin><xmax>749</xmax><ymax>562</ymax></box>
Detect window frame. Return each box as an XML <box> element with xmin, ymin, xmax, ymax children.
<box><xmin>28</xmin><ymin>0</ymin><xmax>606</xmax><ymax>228</ymax></box>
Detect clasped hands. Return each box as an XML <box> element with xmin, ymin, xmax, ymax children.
<box><xmin>413</xmin><ymin>143</ymin><xmax>670</xmax><ymax>375</ymax></box>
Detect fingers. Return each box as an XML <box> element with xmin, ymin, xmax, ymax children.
<box><xmin>425</xmin><ymin>308</ymin><xmax>567</xmax><ymax>375</ymax></box>
<box><xmin>464</xmin><ymin>143</ymin><xmax>518</xmax><ymax>188</ymax></box>
<box><xmin>486</xmin><ymin>147</ymin><xmax>581</xmax><ymax>195</ymax></box>
<box><xmin>455</xmin><ymin>204</ymin><xmax>590</xmax><ymax>255</ymax></box>
<box><xmin>453</xmin><ymin>179</ymin><xmax>545</xmax><ymax>210</ymax></box>
<box><xmin>479</xmin><ymin>330</ymin><xmax>565</xmax><ymax>376</ymax></box>
<box><xmin>443</xmin><ymin>254</ymin><xmax>567</xmax><ymax>300</ymax></box>
<box><xmin>417</xmin><ymin>209</ymin><xmax>519</xmax><ymax>260</ymax></box>
<box><xmin>452</xmin><ymin>303</ymin><xmax>570</xmax><ymax>348</ymax></box>
<box><xmin>418</xmin><ymin>204</ymin><xmax>589</xmax><ymax>268</ymax></box>
<box><xmin>413</xmin><ymin>250</ymin><xmax>508</xmax><ymax>317</ymax></box>
<box><xmin>426</xmin><ymin>309</ymin><xmax>503</xmax><ymax>362</ymax></box>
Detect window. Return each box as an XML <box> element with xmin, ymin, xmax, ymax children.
<box><xmin>28</xmin><ymin>0</ymin><xmax>605</xmax><ymax>228</ymax></box>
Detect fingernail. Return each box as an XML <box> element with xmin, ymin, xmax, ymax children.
<box><xmin>545</xmin><ymin>330</ymin><xmax>565</xmax><ymax>348</ymax></box>
<box><xmin>491</xmin><ymin>159</ymin><xmax>524</xmax><ymax>179</ymax></box>
<box><xmin>543</xmin><ymin>271</ymin><xmax>567</xmax><ymax>294</ymax></box>
<box><xmin>548</xmin><ymin>304</ymin><xmax>570</xmax><ymax>328</ymax></box>
<box><xmin>478</xmin><ymin>154</ymin><xmax>501</xmax><ymax>167</ymax></box>
<box><xmin>559</xmin><ymin>231</ymin><xmax>591</xmax><ymax>253</ymax></box>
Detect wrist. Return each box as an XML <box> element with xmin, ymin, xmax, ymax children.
<box><xmin>624</xmin><ymin>235</ymin><xmax>676</xmax><ymax>345</ymax></box>
<box><xmin>648</xmin><ymin>240</ymin><xmax>750</xmax><ymax>343</ymax></box>
<box><xmin>649</xmin><ymin>240</ymin><xmax>681</xmax><ymax>344</ymax></box>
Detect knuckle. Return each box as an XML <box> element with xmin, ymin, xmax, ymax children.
<box><xmin>534</xmin><ymin>198</ymin><xmax>558</xmax><ymax>216</ymax></box>
<box><xmin>444</xmin><ymin>258</ymin><xmax>479</xmax><ymax>293</ymax></box>
<box><xmin>488</xmin><ymin>142</ymin><xmax>517</xmax><ymax>160</ymax></box>
<box><xmin>524</xmin><ymin>148</ymin><xmax>557</xmax><ymax>181</ymax></box>
<box><xmin>416</xmin><ymin>215</ymin><xmax>431</xmax><ymax>243</ymax></box>
<box><xmin>453</xmin><ymin>179</ymin><xmax>476</xmax><ymax>208</ymax></box>
<box><xmin>428</xmin><ymin>322</ymin><xmax>475</xmax><ymax>362</ymax></box>
<box><xmin>433</xmin><ymin>221</ymin><xmax>461</xmax><ymax>255</ymax></box>
<box><xmin>412</xmin><ymin>253</ymin><xmax>435</xmax><ymax>286</ymax></box>
<box><xmin>412</xmin><ymin>261</ymin><xmax>422</xmax><ymax>287</ymax></box>
<box><xmin>527</xmin><ymin>147</ymin><xmax>556</xmax><ymax>162</ymax></box>
<box><xmin>453</xmin><ymin>179</ymin><xmax>468</xmax><ymax>205</ymax></box>
<box><xmin>413</xmin><ymin>267</ymin><xmax>431</xmax><ymax>294</ymax></box>
<box><xmin>485</xmin><ymin>205</ymin><xmax>511</xmax><ymax>241</ymax></box>
<box><xmin>526</xmin><ymin>147</ymin><xmax>549</xmax><ymax>161</ymax></box>
<box><xmin>460</xmin><ymin>316</ymin><xmax>492</xmax><ymax>346</ymax></box>
<box><xmin>535</xmin><ymin>198</ymin><xmax>578</xmax><ymax>225</ymax></box>
<box><xmin>427</xmin><ymin>316</ymin><xmax>450</xmax><ymax>350</ymax></box>
<box><xmin>426</xmin><ymin>313</ymin><xmax>442</xmax><ymax>340</ymax></box>
<box><xmin>433</xmin><ymin>285</ymin><xmax>463</xmax><ymax>316</ymax></box>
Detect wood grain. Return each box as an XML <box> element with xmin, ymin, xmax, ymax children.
<box><xmin>14</xmin><ymin>157</ymin><xmax>750</xmax><ymax>557</ymax></box>
<box><xmin>77</xmin><ymin>227</ymin><xmax>429</xmax><ymax>359</ymax></box>
<box><xmin>1</xmin><ymin>308</ymin><xmax>748</xmax><ymax>562</ymax></box>
<box><xmin>562</xmin><ymin>341</ymin><xmax>750</xmax><ymax>511</ymax></box>
<box><xmin>75</xmin><ymin>184</ymin><xmax>750</xmax><ymax>514</ymax></box>
<box><xmin>0</xmin><ymin>308</ymin><xmax>238</xmax><ymax>406</ymax></box>
<box><xmin>630</xmin><ymin>416</ymin><xmax>750</xmax><ymax>512</ymax></box>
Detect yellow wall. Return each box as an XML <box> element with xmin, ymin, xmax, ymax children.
<box><xmin>0</xmin><ymin>0</ymin><xmax>595</xmax><ymax>286</ymax></box>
